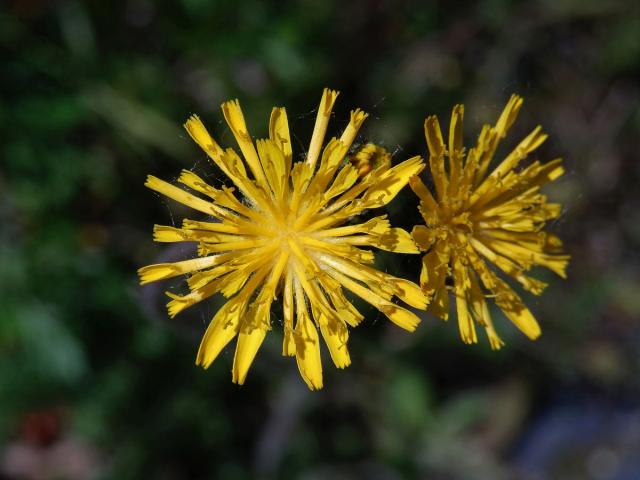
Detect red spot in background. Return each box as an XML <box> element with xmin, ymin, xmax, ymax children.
<box><xmin>21</xmin><ymin>409</ymin><xmax>63</xmax><ymax>447</ymax></box>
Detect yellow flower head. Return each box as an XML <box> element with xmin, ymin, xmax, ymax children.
<box><xmin>409</xmin><ymin>95</ymin><xmax>570</xmax><ymax>349</ymax></box>
<box><xmin>139</xmin><ymin>89</ymin><xmax>427</xmax><ymax>389</ymax></box>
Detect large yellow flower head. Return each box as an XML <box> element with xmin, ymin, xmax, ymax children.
<box><xmin>139</xmin><ymin>89</ymin><xmax>427</xmax><ymax>389</ymax></box>
<box><xmin>409</xmin><ymin>95</ymin><xmax>570</xmax><ymax>349</ymax></box>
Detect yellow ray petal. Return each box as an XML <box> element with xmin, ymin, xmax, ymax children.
<box><xmin>316</xmin><ymin>215</ymin><xmax>389</xmax><ymax>238</ymax></box>
<box><xmin>480</xmin><ymin>237</ymin><xmax>569</xmax><ymax>278</ymax></box>
<box><xmin>187</xmin><ymin>264</ymin><xmax>237</xmax><ymax>291</ymax></box>
<box><xmin>221</xmin><ymin>264</ymin><xmax>273</xmax><ymax>383</ymax></box>
<box><xmin>386</xmin><ymin>275</ymin><xmax>429</xmax><ymax>310</ymax></box>
<box><xmin>300</xmin><ymin>139</ymin><xmax>349</xmax><ymax>210</ymax></box>
<box><xmin>195</xmin><ymin>297</ymin><xmax>243</xmax><ymax>368</ymax></box>
<box><xmin>419</xmin><ymin>241</ymin><xmax>450</xmax><ymax>298</ymax></box>
<box><xmin>306</xmin><ymin>88</ymin><xmax>339</xmax><ymax>170</ymax></box>
<box><xmin>182</xmin><ymin>218</ymin><xmax>267</xmax><ymax>237</ymax></box>
<box><xmin>295</xmin><ymin>317</ymin><xmax>323</xmax><ymax>390</ymax></box>
<box><xmin>145</xmin><ymin>175</ymin><xmax>220</xmax><ymax>217</ymax></box>
<box><xmin>315</xmin><ymin>252</ymin><xmax>394</xmax><ymax>300</ymax></box>
<box><xmin>494</xmin><ymin>279</ymin><xmax>541</xmax><ymax>340</ymax></box>
<box><xmin>447</xmin><ymin>104</ymin><xmax>464</xmax><ymax>194</ymax></box>
<box><xmin>218</xmin><ymin>147</ymin><xmax>248</xmax><ymax>183</ymax></box>
<box><xmin>452</xmin><ymin>257</ymin><xmax>477</xmax><ymax>344</ymax></box>
<box><xmin>379</xmin><ymin>302</ymin><xmax>422</xmax><ymax>331</ymax></box>
<box><xmin>339</xmin><ymin>109</ymin><xmax>369</xmax><ymax>152</ymax></box>
<box><xmin>319</xmin><ymin>315</ymin><xmax>351</xmax><ymax>369</ymax></box>
<box><xmin>177</xmin><ymin>170</ymin><xmax>221</xmax><ymax>200</ymax></box>
<box><xmin>431</xmin><ymin>286</ymin><xmax>450</xmax><ymax>321</ymax></box>
<box><xmin>152</xmin><ymin>225</ymin><xmax>195</xmax><ymax>243</ymax></box>
<box><xmin>472</xmin><ymin>126</ymin><xmax>499</xmax><ymax>187</ymax></box>
<box><xmin>197</xmin><ymin>237</ymin><xmax>270</xmax><ymax>254</ymax></box>
<box><xmin>470</xmin><ymin>253</ymin><xmax>542</xmax><ymax>340</ymax></box>
<box><xmin>165</xmin><ymin>280</ymin><xmax>222</xmax><ymax>318</ymax></box>
<box><xmin>409</xmin><ymin>175</ymin><xmax>438</xmax><ymax>212</ymax></box>
<box><xmin>157</xmin><ymin>227</ymin><xmax>248</xmax><ymax>244</ymax></box>
<box><xmin>473</xmin><ymin>95</ymin><xmax>524</xmax><ymax>184</ymax></box>
<box><xmin>338</xmin><ymin>228</ymin><xmax>420</xmax><ymax>254</ymax></box>
<box><xmin>221</xmin><ymin>99</ymin><xmax>269</xmax><ymax>188</ymax></box>
<box><xmin>495</xmin><ymin>94</ymin><xmax>523</xmax><ymax>138</ymax></box>
<box><xmin>256</xmin><ymin>139</ymin><xmax>287</xmax><ymax>201</ymax></box>
<box><xmin>473</xmin><ymin>158</ymin><xmax>564</xmax><ymax>211</ymax></box>
<box><xmin>315</xmin><ymin>168</ymin><xmax>378</xmax><ymax>219</ymax></box>
<box><xmin>165</xmin><ymin>248</ymin><xmax>271</xmax><ymax>316</ymax></box>
<box><xmin>360</xmin><ymin>156</ymin><xmax>424</xmax><ymax>209</ymax></box>
<box><xmin>300</xmin><ymin>235</ymin><xmax>375</xmax><ymax>265</ymax></box>
<box><xmin>282</xmin><ymin>270</ymin><xmax>296</xmax><ymax>356</ymax></box>
<box><xmin>289</xmin><ymin>161</ymin><xmax>314</xmax><ymax>216</ymax></box>
<box><xmin>536</xmin><ymin>157</ymin><xmax>565</xmax><ymax>182</ymax></box>
<box><xmin>325</xmin><ymin>267</ymin><xmax>422</xmax><ymax>332</ymax></box>
<box><xmin>468</xmin><ymin>237</ymin><xmax>548</xmax><ymax>295</ymax></box>
<box><xmin>424</xmin><ymin>115</ymin><xmax>445</xmax><ymax>158</ymax></box>
<box><xmin>479</xmin><ymin>126</ymin><xmax>548</xmax><ymax>194</ymax></box>
<box><xmin>183</xmin><ymin>115</ymin><xmax>225</xmax><ymax>168</ymax></box>
<box><xmin>138</xmin><ymin>255</ymin><xmax>222</xmax><ymax>285</ymax></box>
<box><xmin>232</xmin><ymin>325</ymin><xmax>267</xmax><ymax>385</ymax></box>
<box><xmin>378</xmin><ymin>228</ymin><xmax>420</xmax><ymax>254</ymax></box>
<box><xmin>183</xmin><ymin>117</ymin><xmax>260</xmax><ymax>202</ymax></box>
<box><xmin>294</xmin><ymin>279</ymin><xmax>323</xmax><ymax>390</ymax></box>
<box><xmin>322</xmin><ymin>282</ymin><xmax>364</xmax><ymax>327</ymax></box>
<box><xmin>468</xmin><ymin>270</ymin><xmax>504</xmax><ymax>350</ymax></box>
<box><xmin>324</xmin><ymin>163</ymin><xmax>359</xmax><ymax>201</ymax></box>
<box><xmin>269</xmin><ymin>107</ymin><xmax>292</xmax><ymax>173</ymax></box>
<box><xmin>424</xmin><ymin>115</ymin><xmax>448</xmax><ymax>200</ymax></box>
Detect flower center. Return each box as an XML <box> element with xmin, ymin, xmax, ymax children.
<box><xmin>267</xmin><ymin>211</ymin><xmax>307</xmax><ymax>257</ymax></box>
<box><xmin>450</xmin><ymin>212</ymin><xmax>473</xmax><ymax>235</ymax></box>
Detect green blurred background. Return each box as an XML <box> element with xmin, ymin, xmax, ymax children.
<box><xmin>1</xmin><ymin>0</ymin><xmax>639</xmax><ymax>479</ymax></box>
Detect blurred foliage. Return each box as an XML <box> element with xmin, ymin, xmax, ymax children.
<box><xmin>1</xmin><ymin>0</ymin><xmax>640</xmax><ymax>479</ymax></box>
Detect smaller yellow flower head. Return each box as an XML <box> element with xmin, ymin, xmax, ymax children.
<box><xmin>140</xmin><ymin>89</ymin><xmax>427</xmax><ymax>389</ymax></box>
<box><xmin>410</xmin><ymin>95</ymin><xmax>570</xmax><ymax>348</ymax></box>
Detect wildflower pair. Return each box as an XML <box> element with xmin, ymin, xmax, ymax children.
<box><xmin>139</xmin><ymin>89</ymin><xmax>569</xmax><ymax>390</ymax></box>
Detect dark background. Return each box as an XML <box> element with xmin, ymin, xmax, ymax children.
<box><xmin>1</xmin><ymin>0</ymin><xmax>639</xmax><ymax>479</ymax></box>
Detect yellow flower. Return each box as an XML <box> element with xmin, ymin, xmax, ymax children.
<box><xmin>139</xmin><ymin>89</ymin><xmax>427</xmax><ymax>389</ymax></box>
<box><xmin>409</xmin><ymin>95</ymin><xmax>570</xmax><ymax>349</ymax></box>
